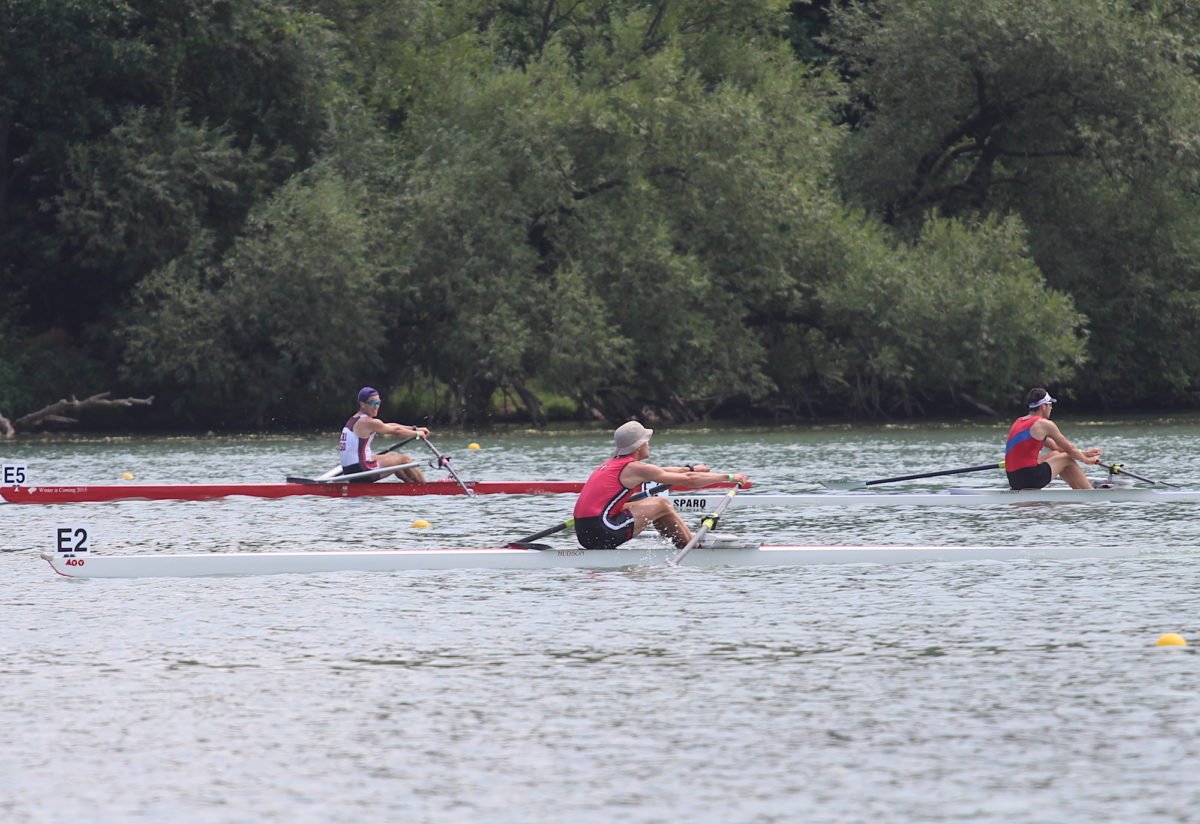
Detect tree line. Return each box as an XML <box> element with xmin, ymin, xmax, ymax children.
<box><xmin>3</xmin><ymin>0</ymin><xmax>1199</xmax><ymax>431</ymax></box>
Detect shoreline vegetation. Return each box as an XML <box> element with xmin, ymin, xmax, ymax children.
<box><xmin>4</xmin><ymin>410</ymin><xmax>1199</xmax><ymax>445</ymax></box>
<box><xmin>5</xmin><ymin>1</ymin><xmax>1200</xmax><ymax>431</ymax></box>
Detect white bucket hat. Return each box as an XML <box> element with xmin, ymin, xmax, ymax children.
<box><xmin>613</xmin><ymin>421</ymin><xmax>653</xmax><ymax>456</ymax></box>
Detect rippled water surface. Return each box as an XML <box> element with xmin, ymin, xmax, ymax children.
<box><xmin>4</xmin><ymin>421</ymin><xmax>1200</xmax><ymax>823</ymax></box>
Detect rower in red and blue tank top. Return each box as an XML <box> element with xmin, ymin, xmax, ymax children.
<box><xmin>1004</xmin><ymin>388</ymin><xmax>1102</xmax><ymax>490</ymax></box>
<box><xmin>572</xmin><ymin>421</ymin><xmax>751</xmax><ymax>549</ymax></box>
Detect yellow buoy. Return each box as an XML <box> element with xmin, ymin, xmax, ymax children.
<box><xmin>1156</xmin><ymin>633</ymin><xmax>1187</xmax><ymax>647</ymax></box>
<box><xmin>120</xmin><ymin>472</ymin><xmax>134</xmax><ymax>480</ymax></box>
<box><xmin>412</xmin><ymin>519</ymin><xmax>431</xmax><ymax>529</ymax></box>
<box><xmin>468</xmin><ymin>442</ymin><xmax>481</xmax><ymax>450</ymax></box>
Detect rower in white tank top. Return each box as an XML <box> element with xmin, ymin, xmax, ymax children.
<box><xmin>337</xmin><ymin>386</ymin><xmax>431</xmax><ymax>483</ymax></box>
<box><xmin>340</xmin><ymin>413</ymin><xmax>377</xmax><ymax>471</ymax></box>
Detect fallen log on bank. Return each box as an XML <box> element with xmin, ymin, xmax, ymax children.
<box><xmin>1</xmin><ymin>392</ymin><xmax>154</xmax><ymax>438</ymax></box>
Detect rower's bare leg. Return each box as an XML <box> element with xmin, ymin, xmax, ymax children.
<box><xmin>627</xmin><ymin>498</ymin><xmax>693</xmax><ymax>548</ymax></box>
<box><xmin>1043</xmin><ymin>453</ymin><xmax>1093</xmax><ymax>490</ymax></box>
<box><xmin>377</xmin><ymin>452</ymin><xmax>427</xmax><ymax>483</ymax></box>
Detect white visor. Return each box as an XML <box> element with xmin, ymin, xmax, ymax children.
<box><xmin>1028</xmin><ymin>394</ymin><xmax>1057</xmax><ymax>409</ymax></box>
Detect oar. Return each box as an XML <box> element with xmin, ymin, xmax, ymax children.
<box><xmin>822</xmin><ymin>461</ymin><xmax>1005</xmax><ymax>489</ymax></box>
<box><xmin>288</xmin><ymin>461</ymin><xmax>421</xmax><ymax>484</ymax></box>
<box><xmin>507</xmin><ymin>518</ymin><xmax>577</xmax><ymax>550</ymax></box>
<box><xmin>507</xmin><ymin>483</ymin><xmax>672</xmax><ymax>549</ymax></box>
<box><xmin>377</xmin><ymin>436</ymin><xmax>418</xmax><ymax>456</ymax></box>
<box><xmin>309</xmin><ymin>437</ymin><xmax>421</xmax><ymax>482</ymax></box>
<box><xmin>1097</xmin><ymin>461</ymin><xmax>1180</xmax><ymax>487</ymax></box>
<box><xmin>419</xmin><ymin>437</ymin><xmax>475</xmax><ymax>497</ymax></box>
<box><xmin>669</xmin><ymin>484</ymin><xmax>741</xmax><ymax>566</ymax></box>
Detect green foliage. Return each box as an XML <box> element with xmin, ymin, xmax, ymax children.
<box><xmin>0</xmin><ymin>315</ymin><xmax>32</xmax><ymax>416</ymax></box>
<box><xmin>1</xmin><ymin>0</ymin><xmax>149</xmax><ymax>324</ymax></box>
<box><xmin>0</xmin><ymin>316</ymin><xmax>108</xmax><ymax>417</ymax></box>
<box><xmin>827</xmin><ymin>0</ymin><xmax>1200</xmax><ymax>406</ymax></box>
<box><xmin>378</xmin><ymin>19</ymin><xmax>850</xmax><ymax>421</ymax></box>
<box><xmin>53</xmin><ymin>108</ymin><xmax>259</xmax><ymax>286</ymax></box>
<box><xmin>386</xmin><ymin>381</ymin><xmax>447</xmax><ymax>424</ymax></box>
<box><xmin>121</xmin><ymin>166</ymin><xmax>387</xmax><ymax>424</ymax></box>
<box><xmin>828</xmin><ymin>0</ymin><xmax>1200</xmax><ymax>222</ymax></box>
<box><xmin>6</xmin><ymin>0</ymin><xmax>1200</xmax><ymax>427</ymax></box>
<box><xmin>2</xmin><ymin>0</ymin><xmax>342</xmax><ymax>374</ymax></box>
<box><xmin>817</xmin><ymin>215</ymin><xmax>1086</xmax><ymax>414</ymax></box>
<box><xmin>539</xmin><ymin>391</ymin><xmax>580</xmax><ymax>420</ymax></box>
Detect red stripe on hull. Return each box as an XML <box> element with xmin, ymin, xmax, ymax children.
<box><xmin>2</xmin><ymin>480</ymin><xmax>736</xmax><ymax>504</ymax></box>
<box><xmin>1</xmin><ymin>481</ymin><xmax>584</xmax><ymax>503</ymax></box>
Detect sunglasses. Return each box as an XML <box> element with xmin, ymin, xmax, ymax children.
<box><xmin>366</xmin><ymin>399</ymin><xmax>381</xmax><ymax>406</ymax></box>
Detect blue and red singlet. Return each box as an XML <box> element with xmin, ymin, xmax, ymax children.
<box><xmin>1004</xmin><ymin>416</ymin><xmax>1043</xmax><ymax>471</ymax></box>
<box><xmin>1005</xmin><ymin>416</ymin><xmax>1051</xmax><ymax>489</ymax></box>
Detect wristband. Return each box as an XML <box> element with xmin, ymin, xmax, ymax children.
<box><xmin>686</xmin><ymin>465</ymin><xmax>695</xmax><ymax>472</ymax></box>
<box><xmin>727</xmin><ymin>474</ymin><xmax>735</xmax><ymax>483</ymax></box>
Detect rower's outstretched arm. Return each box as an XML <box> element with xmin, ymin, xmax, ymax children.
<box><xmin>1045</xmin><ymin>427</ymin><xmax>1099</xmax><ymax>464</ymax></box>
<box><xmin>622</xmin><ymin>461</ymin><xmax>750</xmax><ymax>489</ymax></box>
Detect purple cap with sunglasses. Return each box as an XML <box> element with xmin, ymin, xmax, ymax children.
<box><xmin>357</xmin><ymin>386</ymin><xmax>379</xmax><ymax>404</ymax></box>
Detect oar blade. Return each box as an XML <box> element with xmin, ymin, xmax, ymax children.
<box><xmin>818</xmin><ymin>481</ymin><xmax>868</xmax><ymax>491</ymax></box>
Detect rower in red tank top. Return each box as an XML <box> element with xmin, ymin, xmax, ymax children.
<box><xmin>573</xmin><ymin>421</ymin><xmax>751</xmax><ymax>549</ymax></box>
<box><xmin>1004</xmin><ymin>388</ymin><xmax>1101</xmax><ymax>490</ymax></box>
<box><xmin>574</xmin><ymin>456</ymin><xmax>642</xmax><ymax>526</ymax></box>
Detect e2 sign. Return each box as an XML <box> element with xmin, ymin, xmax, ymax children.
<box><xmin>56</xmin><ymin>527</ymin><xmax>90</xmax><ymax>555</ymax></box>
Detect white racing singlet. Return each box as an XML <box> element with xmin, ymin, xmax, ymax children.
<box><xmin>339</xmin><ymin>414</ymin><xmax>376</xmax><ymax>469</ymax></box>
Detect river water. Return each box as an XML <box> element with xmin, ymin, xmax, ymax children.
<box><xmin>3</xmin><ymin>420</ymin><xmax>1200</xmax><ymax>823</ymax></box>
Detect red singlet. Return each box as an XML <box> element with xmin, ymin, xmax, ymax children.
<box><xmin>573</xmin><ymin>456</ymin><xmax>640</xmax><ymax>527</ymax></box>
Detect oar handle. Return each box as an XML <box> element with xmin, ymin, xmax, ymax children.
<box><xmin>513</xmin><ymin>518</ymin><xmax>576</xmax><ymax>547</ymax></box>
<box><xmin>376</xmin><ymin>436</ymin><xmax>418</xmax><ymax>456</ymax></box>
